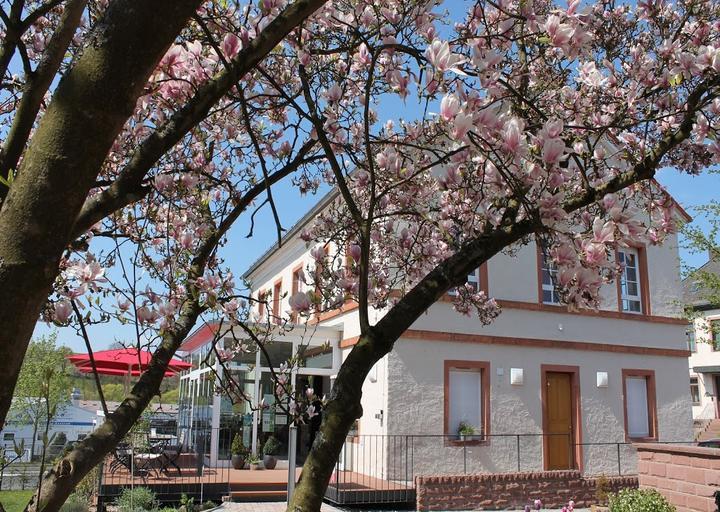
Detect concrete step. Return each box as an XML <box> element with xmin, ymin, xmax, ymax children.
<box><xmin>229</xmin><ymin>490</ymin><xmax>287</xmax><ymax>502</ymax></box>
<box><xmin>229</xmin><ymin>482</ymin><xmax>287</xmax><ymax>491</ymax></box>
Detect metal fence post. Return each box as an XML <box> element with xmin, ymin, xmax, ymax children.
<box><xmin>287</xmin><ymin>424</ymin><xmax>297</xmax><ymax>503</ymax></box>
<box><xmin>516</xmin><ymin>435</ymin><xmax>521</xmax><ymax>472</ymax></box>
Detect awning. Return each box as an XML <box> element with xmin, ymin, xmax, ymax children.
<box><xmin>692</xmin><ymin>365</ymin><xmax>720</xmax><ymax>373</ymax></box>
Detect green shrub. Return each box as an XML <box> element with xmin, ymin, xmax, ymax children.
<box><xmin>231</xmin><ymin>434</ymin><xmax>248</xmax><ymax>456</ymax></box>
<box><xmin>609</xmin><ymin>488</ymin><xmax>675</xmax><ymax>512</ymax></box>
<box><xmin>200</xmin><ymin>500</ymin><xmax>217</xmax><ymax>510</ymax></box>
<box><xmin>60</xmin><ymin>494</ymin><xmax>89</xmax><ymax>512</ymax></box>
<box><xmin>262</xmin><ymin>436</ymin><xmax>281</xmax><ymax>456</ymax></box>
<box><xmin>115</xmin><ymin>486</ymin><xmax>158</xmax><ymax>512</ymax></box>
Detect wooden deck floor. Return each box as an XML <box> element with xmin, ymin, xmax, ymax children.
<box><xmin>100</xmin><ymin>462</ymin><xmax>413</xmax><ymax>504</ymax></box>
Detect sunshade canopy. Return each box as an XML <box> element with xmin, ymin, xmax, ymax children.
<box><xmin>67</xmin><ymin>348</ymin><xmax>191</xmax><ymax>377</ymax></box>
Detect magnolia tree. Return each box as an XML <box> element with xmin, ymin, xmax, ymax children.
<box><xmin>200</xmin><ymin>0</ymin><xmax>720</xmax><ymax>509</ymax></box>
<box><xmin>1</xmin><ymin>0</ymin><xmax>719</xmax><ymax>511</ymax></box>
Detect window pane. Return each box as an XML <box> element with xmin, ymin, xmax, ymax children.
<box><xmin>260</xmin><ymin>341</ymin><xmax>294</xmax><ymax>367</ymax></box>
<box><xmin>449</xmin><ymin>369</ymin><xmax>482</xmax><ymax>435</ymax></box>
<box><xmin>297</xmin><ymin>344</ymin><xmax>334</xmax><ymax>369</ymax></box>
<box><xmin>690</xmin><ymin>377</ymin><xmax>700</xmax><ymax>405</ymax></box>
<box><xmin>626</xmin><ymin>377</ymin><xmax>650</xmax><ymax>437</ymax></box>
<box><xmin>687</xmin><ymin>327</ymin><xmax>696</xmax><ymax>352</ymax></box>
<box><xmin>627</xmin><ymin>282</ymin><xmax>638</xmax><ymax>296</ymax></box>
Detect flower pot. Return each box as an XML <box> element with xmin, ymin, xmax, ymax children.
<box><xmin>231</xmin><ymin>454</ymin><xmax>246</xmax><ymax>470</ymax></box>
<box><xmin>249</xmin><ymin>463</ymin><xmax>259</xmax><ymax>471</ymax></box>
<box><xmin>263</xmin><ymin>455</ymin><xmax>277</xmax><ymax>470</ymax></box>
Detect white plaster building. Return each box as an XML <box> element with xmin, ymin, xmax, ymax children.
<box><xmin>179</xmin><ymin>191</ymin><xmax>695</xmax><ymax>476</ymax></box>
<box><xmin>684</xmin><ymin>254</ymin><xmax>720</xmax><ymax>423</ymax></box>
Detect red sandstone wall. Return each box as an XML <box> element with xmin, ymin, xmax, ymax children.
<box><xmin>636</xmin><ymin>443</ymin><xmax>720</xmax><ymax>512</ymax></box>
<box><xmin>415</xmin><ymin>471</ymin><xmax>637</xmax><ymax>510</ymax></box>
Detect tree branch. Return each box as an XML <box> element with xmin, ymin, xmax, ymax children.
<box><xmin>71</xmin><ymin>0</ymin><xmax>328</xmax><ymax>238</ymax></box>
<box><xmin>0</xmin><ymin>0</ymin><xmax>87</xmax><ymax>192</ymax></box>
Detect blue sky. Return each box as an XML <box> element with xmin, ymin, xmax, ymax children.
<box><xmin>34</xmin><ymin>167</ymin><xmax>719</xmax><ymax>353</ymax></box>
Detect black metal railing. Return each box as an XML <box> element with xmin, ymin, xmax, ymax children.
<box><xmin>324</xmin><ymin>434</ymin><xmax>697</xmax><ymax>506</ymax></box>
<box><xmin>97</xmin><ymin>427</ymin><xmax>240</xmax><ymax>508</ymax></box>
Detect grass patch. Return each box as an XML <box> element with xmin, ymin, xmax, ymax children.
<box><xmin>0</xmin><ymin>490</ymin><xmax>33</xmax><ymax>512</ymax></box>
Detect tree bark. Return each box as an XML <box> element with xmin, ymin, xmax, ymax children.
<box><xmin>0</xmin><ymin>0</ymin><xmax>203</xmax><ymax>432</ymax></box>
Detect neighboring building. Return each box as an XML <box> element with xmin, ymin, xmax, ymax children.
<box><xmin>0</xmin><ymin>392</ymin><xmax>179</xmax><ymax>459</ymax></box>
<box><xmin>178</xmin><ymin>190</ymin><xmax>694</xmax><ymax>475</ymax></box>
<box><xmin>684</xmin><ymin>253</ymin><xmax>720</xmax><ymax>422</ymax></box>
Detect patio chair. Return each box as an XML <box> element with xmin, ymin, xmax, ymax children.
<box><xmin>109</xmin><ymin>443</ymin><xmax>133</xmax><ymax>475</ymax></box>
<box><xmin>159</xmin><ymin>429</ymin><xmax>186</xmax><ymax>475</ymax></box>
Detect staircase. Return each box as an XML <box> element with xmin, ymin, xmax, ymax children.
<box><xmin>229</xmin><ymin>480</ymin><xmax>287</xmax><ymax>502</ymax></box>
<box><xmin>696</xmin><ymin>418</ymin><xmax>720</xmax><ymax>442</ymax></box>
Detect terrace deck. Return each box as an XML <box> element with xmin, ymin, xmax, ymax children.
<box><xmin>98</xmin><ymin>463</ymin><xmax>413</xmax><ymax>506</ymax></box>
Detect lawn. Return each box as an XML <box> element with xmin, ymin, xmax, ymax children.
<box><xmin>0</xmin><ymin>490</ymin><xmax>33</xmax><ymax>512</ymax></box>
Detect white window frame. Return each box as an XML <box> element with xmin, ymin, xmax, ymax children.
<box><xmin>690</xmin><ymin>376</ymin><xmax>700</xmax><ymax>405</ymax></box>
<box><xmin>540</xmin><ymin>247</ymin><xmax>560</xmax><ymax>305</ymax></box>
<box><xmin>448</xmin><ymin>368</ymin><xmax>483</xmax><ymax>436</ymax></box>
<box><xmin>292</xmin><ymin>268</ymin><xmax>305</xmax><ymax>295</ymax></box>
<box><xmin>626</xmin><ymin>376</ymin><xmax>650</xmax><ymax>437</ymax></box>
<box><xmin>618</xmin><ymin>248</ymin><xmax>642</xmax><ymax>313</ymax></box>
<box><xmin>449</xmin><ymin>268</ymin><xmax>482</xmax><ymax>295</ymax></box>
<box><xmin>687</xmin><ymin>325</ymin><xmax>697</xmax><ymax>352</ymax></box>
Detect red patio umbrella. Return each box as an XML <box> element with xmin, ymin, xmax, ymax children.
<box><xmin>67</xmin><ymin>348</ymin><xmax>191</xmax><ymax>379</ymax></box>
<box><xmin>74</xmin><ymin>366</ymin><xmax>182</xmax><ymax>378</ymax></box>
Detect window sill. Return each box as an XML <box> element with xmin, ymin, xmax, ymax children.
<box><xmin>627</xmin><ymin>435</ymin><xmax>657</xmax><ymax>443</ymax></box>
<box><xmin>444</xmin><ymin>437</ymin><xmax>489</xmax><ymax>447</ymax></box>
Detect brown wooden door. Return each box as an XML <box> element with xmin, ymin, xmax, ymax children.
<box><xmin>545</xmin><ymin>372</ymin><xmax>573</xmax><ymax>470</ymax></box>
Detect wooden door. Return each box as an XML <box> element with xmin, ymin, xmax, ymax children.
<box><xmin>545</xmin><ymin>372</ymin><xmax>574</xmax><ymax>470</ymax></box>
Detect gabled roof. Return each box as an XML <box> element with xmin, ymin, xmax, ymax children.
<box><xmin>242</xmin><ymin>187</ymin><xmax>340</xmax><ymax>281</ymax></box>
<box><xmin>241</xmin><ymin>176</ymin><xmax>691</xmax><ymax>286</ymax></box>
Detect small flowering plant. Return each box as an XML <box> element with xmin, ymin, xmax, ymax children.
<box><xmin>524</xmin><ymin>499</ymin><xmax>575</xmax><ymax>511</ymax></box>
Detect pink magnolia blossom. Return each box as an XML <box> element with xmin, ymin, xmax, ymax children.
<box><xmin>424</xmin><ymin>39</ymin><xmax>466</xmax><ymax>74</ymax></box>
<box><xmin>54</xmin><ymin>300</ymin><xmax>73</xmax><ymax>324</ymax></box>
<box><xmin>440</xmin><ymin>94</ymin><xmax>461</xmax><ymax>121</ymax></box>
<box><xmin>222</xmin><ymin>33</ymin><xmax>242</xmax><ymax>60</ymax></box>
<box><xmin>289</xmin><ymin>291</ymin><xmax>312</xmax><ymax>315</ymax></box>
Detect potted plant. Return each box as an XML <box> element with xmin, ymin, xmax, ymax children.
<box><xmin>262</xmin><ymin>436</ymin><xmax>281</xmax><ymax>470</ymax></box>
<box><xmin>458</xmin><ymin>422</ymin><xmax>476</xmax><ymax>442</ymax></box>
<box><xmin>230</xmin><ymin>434</ymin><xmax>248</xmax><ymax>470</ymax></box>
<box><xmin>248</xmin><ymin>454</ymin><xmax>261</xmax><ymax>471</ymax></box>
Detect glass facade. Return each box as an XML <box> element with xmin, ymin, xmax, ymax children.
<box><xmin>178</xmin><ymin>329</ymin><xmax>339</xmax><ymax>465</ymax></box>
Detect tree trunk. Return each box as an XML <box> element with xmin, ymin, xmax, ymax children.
<box><xmin>0</xmin><ymin>0</ymin><xmax>203</xmax><ymax>431</ymax></box>
<box><xmin>288</xmin><ymin>226</ymin><xmax>533</xmax><ymax>512</ymax></box>
<box><xmin>30</xmin><ymin>418</ymin><xmax>39</xmax><ymax>463</ymax></box>
<box><xmin>287</xmin><ymin>334</ymin><xmax>382</xmax><ymax>511</ymax></box>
